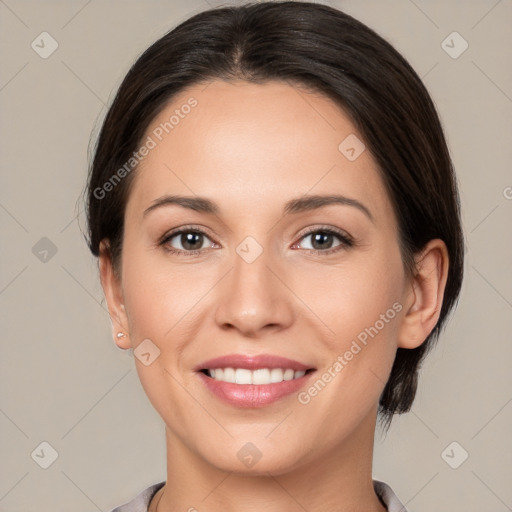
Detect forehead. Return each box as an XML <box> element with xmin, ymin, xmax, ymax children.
<box><xmin>127</xmin><ymin>80</ymin><xmax>393</xmax><ymax>222</ymax></box>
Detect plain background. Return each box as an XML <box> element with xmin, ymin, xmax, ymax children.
<box><xmin>1</xmin><ymin>0</ymin><xmax>511</xmax><ymax>511</ymax></box>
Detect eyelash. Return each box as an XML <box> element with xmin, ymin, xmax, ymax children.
<box><xmin>158</xmin><ymin>225</ymin><xmax>354</xmax><ymax>257</ymax></box>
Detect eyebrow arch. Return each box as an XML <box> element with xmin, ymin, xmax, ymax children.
<box><xmin>143</xmin><ymin>195</ymin><xmax>220</xmax><ymax>217</ymax></box>
<box><xmin>143</xmin><ymin>193</ymin><xmax>373</xmax><ymax>222</ymax></box>
<box><xmin>283</xmin><ymin>194</ymin><xmax>373</xmax><ymax>222</ymax></box>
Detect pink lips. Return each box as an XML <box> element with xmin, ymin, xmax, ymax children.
<box><xmin>195</xmin><ymin>354</ymin><xmax>316</xmax><ymax>408</ymax></box>
<box><xmin>195</xmin><ymin>354</ymin><xmax>313</xmax><ymax>372</ymax></box>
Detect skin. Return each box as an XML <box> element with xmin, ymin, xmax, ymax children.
<box><xmin>99</xmin><ymin>80</ymin><xmax>449</xmax><ymax>512</ymax></box>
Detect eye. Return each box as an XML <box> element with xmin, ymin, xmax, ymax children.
<box><xmin>159</xmin><ymin>226</ymin><xmax>353</xmax><ymax>256</ymax></box>
<box><xmin>160</xmin><ymin>228</ymin><xmax>216</xmax><ymax>255</ymax></box>
<box><xmin>294</xmin><ymin>227</ymin><xmax>353</xmax><ymax>254</ymax></box>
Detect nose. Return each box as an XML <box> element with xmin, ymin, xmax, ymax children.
<box><xmin>214</xmin><ymin>244</ymin><xmax>295</xmax><ymax>337</ymax></box>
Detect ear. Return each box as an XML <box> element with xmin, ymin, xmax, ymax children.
<box><xmin>98</xmin><ymin>239</ymin><xmax>131</xmax><ymax>350</ymax></box>
<box><xmin>397</xmin><ymin>239</ymin><xmax>450</xmax><ymax>349</ymax></box>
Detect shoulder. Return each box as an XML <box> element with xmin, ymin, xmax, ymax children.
<box><xmin>373</xmin><ymin>479</ymin><xmax>408</xmax><ymax>512</ymax></box>
<box><xmin>108</xmin><ymin>479</ymin><xmax>406</xmax><ymax>512</ymax></box>
<box><xmin>108</xmin><ymin>481</ymin><xmax>165</xmax><ymax>512</ymax></box>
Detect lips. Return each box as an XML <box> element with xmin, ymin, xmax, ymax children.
<box><xmin>194</xmin><ymin>354</ymin><xmax>316</xmax><ymax>408</ymax></box>
<box><xmin>194</xmin><ymin>354</ymin><xmax>314</xmax><ymax>372</ymax></box>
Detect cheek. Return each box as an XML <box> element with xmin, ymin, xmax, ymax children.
<box><xmin>290</xmin><ymin>246</ymin><xmax>404</xmax><ymax>343</ymax></box>
<box><xmin>290</xmin><ymin>243</ymin><xmax>404</xmax><ymax>402</ymax></box>
<box><xmin>120</xmin><ymin>239</ymin><xmax>210</xmax><ymax>338</ymax></box>
<box><xmin>119</xmin><ymin>247</ymin><xmax>201</xmax><ymax>425</ymax></box>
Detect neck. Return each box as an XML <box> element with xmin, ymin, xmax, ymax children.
<box><xmin>153</xmin><ymin>408</ymin><xmax>386</xmax><ymax>512</ymax></box>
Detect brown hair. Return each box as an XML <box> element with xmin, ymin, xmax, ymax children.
<box><xmin>85</xmin><ymin>1</ymin><xmax>464</xmax><ymax>428</ymax></box>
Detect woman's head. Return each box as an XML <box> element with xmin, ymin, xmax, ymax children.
<box><xmin>86</xmin><ymin>0</ymin><xmax>463</xmax><ymax>463</ymax></box>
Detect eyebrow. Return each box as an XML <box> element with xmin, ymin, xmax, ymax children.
<box><xmin>283</xmin><ymin>194</ymin><xmax>373</xmax><ymax>221</ymax></box>
<box><xmin>143</xmin><ymin>193</ymin><xmax>373</xmax><ymax>222</ymax></box>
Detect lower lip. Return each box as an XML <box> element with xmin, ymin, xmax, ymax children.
<box><xmin>197</xmin><ymin>371</ymin><xmax>315</xmax><ymax>408</ymax></box>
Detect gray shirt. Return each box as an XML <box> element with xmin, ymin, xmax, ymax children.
<box><xmin>109</xmin><ymin>480</ymin><xmax>408</xmax><ymax>511</ymax></box>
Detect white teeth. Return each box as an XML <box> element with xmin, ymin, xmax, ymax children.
<box><xmin>284</xmin><ymin>369</ymin><xmax>295</xmax><ymax>380</ymax></box>
<box><xmin>206</xmin><ymin>367</ymin><xmax>309</xmax><ymax>385</ymax></box>
<box><xmin>252</xmin><ymin>368</ymin><xmax>270</xmax><ymax>384</ymax></box>
<box><xmin>270</xmin><ymin>368</ymin><xmax>284</xmax><ymax>383</ymax></box>
<box><xmin>235</xmin><ymin>368</ymin><xmax>252</xmax><ymax>384</ymax></box>
<box><xmin>223</xmin><ymin>367</ymin><xmax>236</xmax><ymax>383</ymax></box>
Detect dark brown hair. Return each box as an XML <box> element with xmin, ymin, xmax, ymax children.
<box><xmin>85</xmin><ymin>1</ymin><xmax>464</xmax><ymax>428</ymax></box>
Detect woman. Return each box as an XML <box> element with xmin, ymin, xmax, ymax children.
<box><xmin>85</xmin><ymin>2</ymin><xmax>464</xmax><ymax>511</ymax></box>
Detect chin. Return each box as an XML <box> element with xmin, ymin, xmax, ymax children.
<box><xmin>195</xmin><ymin>435</ymin><xmax>312</xmax><ymax>477</ymax></box>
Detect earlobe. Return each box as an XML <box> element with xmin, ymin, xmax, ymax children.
<box><xmin>98</xmin><ymin>240</ymin><xmax>131</xmax><ymax>350</ymax></box>
<box><xmin>397</xmin><ymin>239</ymin><xmax>450</xmax><ymax>349</ymax></box>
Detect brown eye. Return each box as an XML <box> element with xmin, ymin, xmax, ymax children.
<box><xmin>297</xmin><ymin>229</ymin><xmax>352</xmax><ymax>252</ymax></box>
<box><xmin>309</xmin><ymin>232</ymin><xmax>337</xmax><ymax>250</ymax></box>
<box><xmin>161</xmin><ymin>229</ymin><xmax>215</xmax><ymax>254</ymax></box>
<box><xmin>179</xmin><ymin>232</ymin><xmax>205</xmax><ymax>251</ymax></box>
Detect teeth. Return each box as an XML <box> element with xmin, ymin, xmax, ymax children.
<box><xmin>223</xmin><ymin>368</ymin><xmax>236</xmax><ymax>383</ymax></box>
<box><xmin>235</xmin><ymin>368</ymin><xmax>252</xmax><ymax>384</ymax></box>
<box><xmin>206</xmin><ymin>368</ymin><xmax>308</xmax><ymax>385</ymax></box>
<box><xmin>253</xmin><ymin>368</ymin><xmax>270</xmax><ymax>384</ymax></box>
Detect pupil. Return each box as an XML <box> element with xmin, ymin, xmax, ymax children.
<box><xmin>312</xmin><ymin>232</ymin><xmax>332</xmax><ymax>250</ymax></box>
<box><xmin>182</xmin><ymin>232</ymin><xmax>202</xmax><ymax>250</ymax></box>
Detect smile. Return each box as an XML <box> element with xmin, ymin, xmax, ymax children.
<box><xmin>195</xmin><ymin>354</ymin><xmax>316</xmax><ymax>408</ymax></box>
<box><xmin>201</xmin><ymin>368</ymin><xmax>310</xmax><ymax>384</ymax></box>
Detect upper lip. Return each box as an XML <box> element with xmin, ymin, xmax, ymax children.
<box><xmin>195</xmin><ymin>354</ymin><xmax>315</xmax><ymax>372</ymax></box>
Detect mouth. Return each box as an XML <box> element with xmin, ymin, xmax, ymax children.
<box><xmin>194</xmin><ymin>354</ymin><xmax>316</xmax><ymax>408</ymax></box>
<box><xmin>199</xmin><ymin>367</ymin><xmax>316</xmax><ymax>384</ymax></box>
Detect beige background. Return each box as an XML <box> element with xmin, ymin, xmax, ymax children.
<box><xmin>1</xmin><ymin>0</ymin><xmax>511</xmax><ymax>511</ymax></box>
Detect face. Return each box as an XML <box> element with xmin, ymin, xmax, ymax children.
<box><xmin>106</xmin><ymin>80</ymin><xmax>415</xmax><ymax>475</ymax></box>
